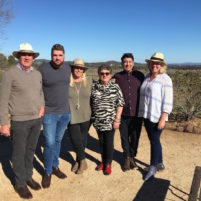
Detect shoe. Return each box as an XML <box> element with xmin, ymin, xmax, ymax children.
<box><xmin>71</xmin><ymin>162</ymin><xmax>79</xmax><ymax>173</ymax></box>
<box><xmin>157</xmin><ymin>163</ymin><xmax>165</xmax><ymax>171</ymax></box>
<box><xmin>76</xmin><ymin>159</ymin><xmax>88</xmax><ymax>174</ymax></box>
<box><xmin>27</xmin><ymin>178</ymin><xmax>41</xmax><ymax>190</ymax></box>
<box><xmin>144</xmin><ymin>166</ymin><xmax>156</xmax><ymax>181</ymax></box>
<box><xmin>104</xmin><ymin>163</ymin><xmax>111</xmax><ymax>175</ymax></box>
<box><xmin>42</xmin><ymin>174</ymin><xmax>51</xmax><ymax>188</ymax></box>
<box><xmin>96</xmin><ymin>163</ymin><xmax>104</xmax><ymax>171</ymax></box>
<box><xmin>15</xmin><ymin>185</ymin><xmax>33</xmax><ymax>199</ymax></box>
<box><xmin>122</xmin><ymin>157</ymin><xmax>130</xmax><ymax>171</ymax></box>
<box><xmin>52</xmin><ymin>167</ymin><xmax>67</xmax><ymax>179</ymax></box>
<box><xmin>130</xmin><ymin>157</ymin><xmax>137</xmax><ymax>169</ymax></box>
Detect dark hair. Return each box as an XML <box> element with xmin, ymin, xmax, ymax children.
<box><xmin>121</xmin><ymin>53</ymin><xmax>134</xmax><ymax>62</ymax></box>
<box><xmin>51</xmin><ymin>44</ymin><xmax>65</xmax><ymax>56</ymax></box>
<box><xmin>98</xmin><ymin>64</ymin><xmax>112</xmax><ymax>74</ymax></box>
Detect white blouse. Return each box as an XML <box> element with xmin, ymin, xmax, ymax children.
<box><xmin>138</xmin><ymin>73</ymin><xmax>173</xmax><ymax>123</ymax></box>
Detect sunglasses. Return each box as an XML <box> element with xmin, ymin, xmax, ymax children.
<box><xmin>20</xmin><ymin>52</ymin><xmax>34</xmax><ymax>57</ymax></box>
<box><xmin>100</xmin><ymin>72</ymin><xmax>110</xmax><ymax>76</ymax></box>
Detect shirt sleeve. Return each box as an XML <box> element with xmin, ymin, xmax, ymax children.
<box><xmin>115</xmin><ymin>84</ymin><xmax>125</xmax><ymax>107</ymax></box>
<box><xmin>0</xmin><ymin>71</ymin><xmax>12</xmax><ymax>124</ymax></box>
<box><xmin>161</xmin><ymin>75</ymin><xmax>173</xmax><ymax>114</ymax></box>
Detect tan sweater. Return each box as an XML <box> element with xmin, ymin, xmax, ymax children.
<box><xmin>0</xmin><ymin>66</ymin><xmax>44</xmax><ymax>124</ymax></box>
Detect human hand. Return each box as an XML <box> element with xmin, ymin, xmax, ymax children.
<box><xmin>39</xmin><ymin>106</ymin><xmax>45</xmax><ymax>118</ymax></box>
<box><xmin>158</xmin><ymin>119</ymin><xmax>166</xmax><ymax>130</ymax></box>
<box><xmin>0</xmin><ymin>125</ymin><xmax>10</xmax><ymax>137</ymax></box>
<box><xmin>113</xmin><ymin>121</ymin><xmax>120</xmax><ymax>129</ymax></box>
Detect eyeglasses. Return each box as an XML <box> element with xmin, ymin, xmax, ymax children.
<box><xmin>100</xmin><ymin>72</ymin><xmax>110</xmax><ymax>76</ymax></box>
<box><xmin>20</xmin><ymin>52</ymin><xmax>34</xmax><ymax>57</ymax></box>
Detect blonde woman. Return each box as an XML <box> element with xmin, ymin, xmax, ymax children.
<box><xmin>138</xmin><ymin>53</ymin><xmax>173</xmax><ymax>181</ymax></box>
<box><xmin>68</xmin><ymin>58</ymin><xmax>92</xmax><ymax>174</ymax></box>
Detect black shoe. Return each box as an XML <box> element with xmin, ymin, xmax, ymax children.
<box><xmin>42</xmin><ymin>174</ymin><xmax>51</xmax><ymax>188</ymax></box>
<box><xmin>52</xmin><ymin>167</ymin><xmax>67</xmax><ymax>179</ymax></box>
<box><xmin>15</xmin><ymin>185</ymin><xmax>33</xmax><ymax>199</ymax></box>
<box><xmin>27</xmin><ymin>178</ymin><xmax>41</xmax><ymax>190</ymax></box>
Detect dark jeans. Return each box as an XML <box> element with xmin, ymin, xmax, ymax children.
<box><xmin>10</xmin><ymin>118</ymin><xmax>42</xmax><ymax>186</ymax></box>
<box><xmin>119</xmin><ymin>116</ymin><xmax>142</xmax><ymax>158</ymax></box>
<box><xmin>69</xmin><ymin>121</ymin><xmax>90</xmax><ymax>161</ymax></box>
<box><xmin>144</xmin><ymin>118</ymin><xmax>163</xmax><ymax>166</ymax></box>
<box><xmin>97</xmin><ymin>129</ymin><xmax>115</xmax><ymax>164</ymax></box>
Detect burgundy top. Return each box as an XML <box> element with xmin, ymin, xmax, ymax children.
<box><xmin>113</xmin><ymin>70</ymin><xmax>144</xmax><ymax>117</ymax></box>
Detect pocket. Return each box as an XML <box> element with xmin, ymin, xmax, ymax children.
<box><xmin>43</xmin><ymin>114</ymin><xmax>53</xmax><ymax>124</ymax></box>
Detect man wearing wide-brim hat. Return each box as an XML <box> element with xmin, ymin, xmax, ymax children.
<box><xmin>0</xmin><ymin>42</ymin><xmax>44</xmax><ymax>199</ymax></box>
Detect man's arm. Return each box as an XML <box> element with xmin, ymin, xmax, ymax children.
<box><xmin>0</xmin><ymin>71</ymin><xmax>12</xmax><ymax>137</ymax></box>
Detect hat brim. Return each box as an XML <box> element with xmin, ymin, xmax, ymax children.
<box><xmin>12</xmin><ymin>51</ymin><xmax>39</xmax><ymax>59</ymax></box>
<box><xmin>145</xmin><ymin>59</ymin><xmax>167</xmax><ymax>66</ymax></box>
<box><xmin>70</xmin><ymin>64</ymin><xmax>88</xmax><ymax>70</ymax></box>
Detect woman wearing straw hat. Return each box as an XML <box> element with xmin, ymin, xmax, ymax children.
<box><xmin>138</xmin><ymin>52</ymin><xmax>173</xmax><ymax>181</ymax></box>
<box><xmin>68</xmin><ymin>58</ymin><xmax>92</xmax><ymax>174</ymax></box>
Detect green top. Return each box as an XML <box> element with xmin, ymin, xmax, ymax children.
<box><xmin>68</xmin><ymin>77</ymin><xmax>92</xmax><ymax>124</ymax></box>
<box><xmin>0</xmin><ymin>65</ymin><xmax>44</xmax><ymax>124</ymax></box>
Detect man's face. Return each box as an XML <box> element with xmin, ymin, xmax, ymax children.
<box><xmin>19</xmin><ymin>53</ymin><xmax>34</xmax><ymax>69</ymax></box>
<box><xmin>52</xmin><ymin>50</ymin><xmax>65</xmax><ymax>66</ymax></box>
<box><xmin>122</xmin><ymin>57</ymin><xmax>134</xmax><ymax>73</ymax></box>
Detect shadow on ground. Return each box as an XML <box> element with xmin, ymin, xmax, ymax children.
<box><xmin>0</xmin><ymin>135</ymin><xmax>15</xmax><ymax>186</ymax></box>
<box><xmin>133</xmin><ymin>178</ymin><xmax>170</xmax><ymax>201</ymax></box>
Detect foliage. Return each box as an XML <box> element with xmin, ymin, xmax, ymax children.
<box><xmin>0</xmin><ymin>52</ymin><xmax>16</xmax><ymax>69</ymax></box>
<box><xmin>169</xmin><ymin>70</ymin><xmax>201</xmax><ymax>121</ymax></box>
<box><xmin>0</xmin><ymin>0</ymin><xmax>13</xmax><ymax>37</ymax></box>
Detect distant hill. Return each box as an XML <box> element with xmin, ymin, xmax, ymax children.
<box><xmin>33</xmin><ymin>59</ymin><xmax>201</xmax><ymax>69</ymax></box>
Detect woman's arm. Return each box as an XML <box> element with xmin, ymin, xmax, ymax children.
<box><xmin>113</xmin><ymin>106</ymin><xmax>123</xmax><ymax>129</ymax></box>
<box><xmin>158</xmin><ymin>112</ymin><xmax>168</xmax><ymax>130</ymax></box>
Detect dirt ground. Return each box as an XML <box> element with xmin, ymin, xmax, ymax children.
<box><xmin>0</xmin><ymin>126</ymin><xmax>201</xmax><ymax>201</ymax></box>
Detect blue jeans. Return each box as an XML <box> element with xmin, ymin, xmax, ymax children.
<box><xmin>144</xmin><ymin>118</ymin><xmax>163</xmax><ymax>166</ymax></box>
<box><xmin>43</xmin><ymin>113</ymin><xmax>70</xmax><ymax>174</ymax></box>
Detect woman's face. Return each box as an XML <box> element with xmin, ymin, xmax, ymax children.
<box><xmin>73</xmin><ymin>67</ymin><xmax>84</xmax><ymax>79</ymax></box>
<box><xmin>148</xmin><ymin>61</ymin><xmax>161</xmax><ymax>75</ymax></box>
<box><xmin>99</xmin><ymin>69</ymin><xmax>111</xmax><ymax>85</ymax></box>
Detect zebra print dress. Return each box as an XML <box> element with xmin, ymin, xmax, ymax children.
<box><xmin>91</xmin><ymin>80</ymin><xmax>125</xmax><ymax>131</ymax></box>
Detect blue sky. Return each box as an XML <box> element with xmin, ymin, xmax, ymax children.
<box><xmin>0</xmin><ymin>0</ymin><xmax>201</xmax><ymax>63</ymax></box>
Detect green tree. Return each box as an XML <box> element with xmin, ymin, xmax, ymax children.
<box><xmin>7</xmin><ymin>54</ymin><xmax>16</xmax><ymax>66</ymax></box>
<box><xmin>0</xmin><ymin>52</ymin><xmax>7</xmax><ymax>68</ymax></box>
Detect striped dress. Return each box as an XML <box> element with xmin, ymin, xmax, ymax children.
<box><xmin>138</xmin><ymin>73</ymin><xmax>173</xmax><ymax>123</ymax></box>
<box><xmin>91</xmin><ymin>80</ymin><xmax>125</xmax><ymax>131</ymax></box>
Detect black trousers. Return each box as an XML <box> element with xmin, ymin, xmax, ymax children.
<box><xmin>97</xmin><ymin>129</ymin><xmax>115</xmax><ymax>164</ymax></box>
<box><xmin>119</xmin><ymin>116</ymin><xmax>142</xmax><ymax>158</ymax></box>
<box><xmin>69</xmin><ymin>121</ymin><xmax>90</xmax><ymax>161</ymax></box>
<box><xmin>10</xmin><ymin>118</ymin><xmax>42</xmax><ymax>187</ymax></box>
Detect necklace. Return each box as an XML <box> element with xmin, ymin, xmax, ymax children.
<box><xmin>74</xmin><ymin>82</ymin><xmax>82</xmax><ymax>110</ymax></box>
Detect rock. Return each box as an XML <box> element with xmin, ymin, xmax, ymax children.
<box><xmin>176</xmin><ymin>126</ymin><xmax>185</xmax><ymax>132</ymax></box>
<box><xmin>193</xmin><ymin>126</ymin><xmax>201</xmax><ymax>134</ymax></box>
<box><xmin>184</xmin><ymin>123</ymin><xmax>194</xmax><ymax>133</ymax></box>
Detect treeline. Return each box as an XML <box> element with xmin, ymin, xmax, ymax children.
<box><xmin>0</xmin><ymin>53</ymin><xmax>17</xmax><ymax>69</ymax></box>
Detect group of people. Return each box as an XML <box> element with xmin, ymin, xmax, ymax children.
<box><xmin>0</xmin><ymin>42</ymin><xmax>173</xmax><ymax>199</ymax></box>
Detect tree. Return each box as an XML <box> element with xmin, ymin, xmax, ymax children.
<box><xmin>0</xmin><ymin>0</ymin><xmax>13</xmax><ymax>37</ymax></box>
<box><xmin>170</xmin><ymin>70</ymin><xmax>201</xmax><ymax>121</ymax></box>
<box><xmin>0</xmin><ymin>52</ymin><xmax>7</xmax><ymax>68</ymax></box>
<box><xmin>7</xmin><ymin>54</ymin><xmax>16</xmax><ymax>66</ymax></box>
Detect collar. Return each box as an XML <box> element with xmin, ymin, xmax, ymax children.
<box><xmin>17</xmin><ymin>63</ymin><xmax>34</xmax><ymax>72</ymax></box>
